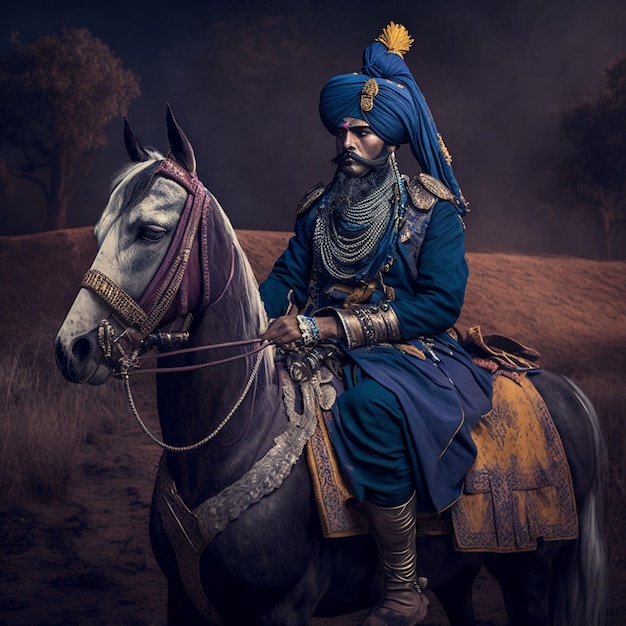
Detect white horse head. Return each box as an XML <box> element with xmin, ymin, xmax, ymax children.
<box><xmin>55</xmin><ymin>107</ymin><xmax>241</xmax><ymax>384</ymax></box>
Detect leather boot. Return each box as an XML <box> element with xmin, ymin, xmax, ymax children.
<box><xmin>363</xmin><ymin>492</ymin><xmax>430</xmax><ymax>626</ymax></box>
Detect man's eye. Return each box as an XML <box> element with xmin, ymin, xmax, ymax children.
<box><xmin>139</xmin><ymin>226</ymin><xmax>167</xmax><ymax>242</ymax></box>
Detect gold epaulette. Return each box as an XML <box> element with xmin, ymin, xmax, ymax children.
<box><xmin>406</xmin><ymin>173</ymin><xmax>454</xmax><ymax>210</ymax></box>
<box><xmin>296</xmin><ymin>182</ymin><xmax>325</xmax><ymax>214</ymax></box>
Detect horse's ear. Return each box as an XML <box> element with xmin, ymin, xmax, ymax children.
<box><xmin>124</xmin><ymin>118</ymin><xmax>150</xmax><ymax>162</ymax></box>
<box><xmin>166</xmin><ymin>104</ymin><xmax>197</xmax><ymax>176</ymax></box>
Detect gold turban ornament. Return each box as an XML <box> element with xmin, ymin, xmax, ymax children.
<box><xmin>376</xmin><ymin>21</ymin><xmax>414</xmax><ymax>58</ymax></box>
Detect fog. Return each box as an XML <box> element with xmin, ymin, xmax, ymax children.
<box><xmin>2</xmin><ymin>0</ymin><xmax>626</xmax><ymax>256</ymax></box>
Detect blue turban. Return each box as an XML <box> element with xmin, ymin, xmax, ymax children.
<box><xmin>319</xmin><ymin>24</ymin><xmax>467</xmax><ymax>215</ymax></box>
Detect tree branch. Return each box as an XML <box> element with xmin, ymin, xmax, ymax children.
<box><xmin>609</xmin><ymin>218</ymin><xmax>626</xmax><ymax>233</ymax></box>
<box><xmin>12</xmin><ymin>170</ymin><xmax>50</xmax><ymax>201</ymax></box>
<box><xmin>19</xmin><ymin>149</ymin><xmax>50</xmax><ymax>172</ymax></box>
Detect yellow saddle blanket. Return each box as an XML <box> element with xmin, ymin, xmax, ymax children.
<box><xmin>306</xmin><ymin>373</ymin><xmax>578</xmax><ymax>552</ymax></box>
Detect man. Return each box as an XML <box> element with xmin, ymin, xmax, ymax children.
<box><xmin>260</xmin><ymin>23</ymin><xmax>492</xmax><ymax>626</ymax></box>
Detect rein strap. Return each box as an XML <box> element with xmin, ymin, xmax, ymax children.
<box><xmin>81</xmin><ymin>269</ymin><xmax>150</xmax><ymax>331</ymax></box>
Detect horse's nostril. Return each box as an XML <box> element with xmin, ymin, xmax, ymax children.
<box><xmin>72</xmin><ymin>337</ymin><xmax>92</xmax><ymax>362</ymax></box>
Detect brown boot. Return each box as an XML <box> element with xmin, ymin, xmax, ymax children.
<box><xmin>363</xmin><ymin>493</ymin><xmax>430</xmax><ymax>626</ymax></box>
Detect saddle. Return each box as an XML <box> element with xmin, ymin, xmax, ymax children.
<box><xmin>304</xmin><ymin>327</ymin><xmax>579</xmax><ymax>553</ymax></box>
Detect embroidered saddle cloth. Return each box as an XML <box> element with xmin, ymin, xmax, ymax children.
<box><xmin>307</xmin><ymin>371</ymin><xmax>579</xmax><ymax>552</ymax></box>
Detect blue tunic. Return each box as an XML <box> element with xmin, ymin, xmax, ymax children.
<box><xmin>260</xmin><ymin>190</ymin><xmax>493</xmax><ymax>512</ymax></box>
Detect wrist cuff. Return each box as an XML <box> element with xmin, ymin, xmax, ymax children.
<box><xmin>334</xmin><ymin>303</ymin><xmax>401</xmax><ymax>350</ymax></box>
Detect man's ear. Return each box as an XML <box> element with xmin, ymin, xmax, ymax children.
<box><xmin>388</xmin><ymin>145</ymin><xmax>399</xmax><ymax>153</ymax></box>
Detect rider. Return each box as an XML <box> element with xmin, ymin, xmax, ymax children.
<box><xmin>260</xmin><ymin>22</ymin><xmax>493</xmax><ymax>626</ymax></box>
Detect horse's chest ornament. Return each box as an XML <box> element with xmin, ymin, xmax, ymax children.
<box><xmin>155</xmin><ymin>365</ymin><xmax>325</xmax><ymax>619</ymax></box>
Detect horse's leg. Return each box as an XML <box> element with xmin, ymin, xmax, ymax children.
<box><xmin>166</xmin><ymin>578</ymin><xmax>221</xmax><ymax>626</ymax></box>
<box><xmin>417</xmin><ymin>534</ymin><xmax>487</xmax><ymax>626</ymax></box>
<box><xmin>486</xmin><ymin>543</ymin><xmax>562</xmax><ymax>626</ymax></box>
<box><xmin>433</xmin><ymin>564</ymin><xmax>481</xmax><ymax>626</ymax></box>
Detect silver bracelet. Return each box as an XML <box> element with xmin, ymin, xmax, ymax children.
<box><xmin>296</xmin><ymin>315</ymin><xmax>321</xmax><ymax>347</ymax></box>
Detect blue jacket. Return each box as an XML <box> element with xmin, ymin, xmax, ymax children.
<box><xmin>260</xmin><ymin>185</ymin><xmax>493</xmax><ymax>512</ymax></box>
<box><xmin>260</xmin><ymin>194</ymin><xmax>467</xmax><ymax>337</ymax></box>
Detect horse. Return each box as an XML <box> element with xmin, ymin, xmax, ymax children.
<box><xmin>55</xmin><ymin>107</ymin><xmax>608</xmax><ymax>626</ymax></box>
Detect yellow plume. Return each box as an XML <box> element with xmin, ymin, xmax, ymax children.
<box><xmin>376</xmin><ymin>22</ymin><xmax>414</xmax><ymax>58</ymax></box>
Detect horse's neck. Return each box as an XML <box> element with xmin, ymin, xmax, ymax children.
<box><xmin>157</xmin><ymin>255</ymin><xmax>283</xmax><ymax>507</ymax></box>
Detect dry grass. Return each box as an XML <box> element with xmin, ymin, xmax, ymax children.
<box><xmin>0</xmin><ymin>339</ymin><xmax>127</xmax><ymax>502</ymax></box>
<box><xmin>0</xmin><ymin>227</ymin><xmax>625</xmax><ymax>624</ymax></box>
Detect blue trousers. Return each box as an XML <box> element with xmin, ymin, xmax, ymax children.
<box><xmin>332</xmin><ymin>373</ymin><xmax>425</xmax><ymax>507</ymax></box>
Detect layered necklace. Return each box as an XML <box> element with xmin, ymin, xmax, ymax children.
<box><xmin>314</xmin><ymin>163</ymin><xmax>398</xmax><ymax>281</ymax></box>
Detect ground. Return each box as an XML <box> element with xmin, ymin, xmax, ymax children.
<box><xmin>1</xmin><ymin>228</ymin><xmax>624</xmax><ymax>625</ymax></box>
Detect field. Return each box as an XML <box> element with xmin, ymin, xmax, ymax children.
<box><xmin>1</xmin><ymin>227</ymin><xmax>625</xmax><ymax>625</ymax></box>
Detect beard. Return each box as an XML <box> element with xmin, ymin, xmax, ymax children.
<box><xmin>328</xmin><ymin>159</ymin><xmax>392</xmax><ymax>211</ymax></box>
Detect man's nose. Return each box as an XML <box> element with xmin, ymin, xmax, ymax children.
<box><xmin>341</xmin><ymin>130</ymin><xmax>355</xmax><ymax>150</ymax></box>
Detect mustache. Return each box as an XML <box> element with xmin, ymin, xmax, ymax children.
<box><xmin>331</xmin><ymin>149</ymin><xmax>389</xmax><ymax>168</ymax></box>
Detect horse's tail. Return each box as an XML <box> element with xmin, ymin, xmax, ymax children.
<box><xmin>552</xmin><ymin>377</ymin><xmax>608</xmax><ymax>626</ymax></box>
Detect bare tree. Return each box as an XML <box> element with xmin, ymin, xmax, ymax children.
<box><xmin>554</xmin><ymin>56</ymin><xmax>626</xmax><ymax>258</ymax></box>
<box><xmin>0</xmin><ymin>28</ymin><xmax>140</xmax><ymax>230</ymax></box>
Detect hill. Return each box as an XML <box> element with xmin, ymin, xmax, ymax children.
<box><xmin>2</xmin><ymin>226</ymin><xmax>624</xmax><ymax>375</ymax></box>
<box><xmin>1</xmin><ymin>227</ymin><xmax>624</xmax><ymax>625</ymax></box>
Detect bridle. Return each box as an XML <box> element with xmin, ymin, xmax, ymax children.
<box><xmin>82</xmin><ymin>158</ymin><xmax>215</xmax><ymax>345</ymax></box>
<box><xmin>79</xmin><ymin>157</ymin><xmax>269</xmax><ymax>452</ymax></box>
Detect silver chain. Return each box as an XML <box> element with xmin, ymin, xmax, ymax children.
<box><xmin>120</xmin><ymin>349</ymin><xmax>265</xmax><ymax>452</ymax></box>
<box><xmin>314</xmin><ymin>166</ymin><xmax>397</xmax><ymax>280</ymax></box>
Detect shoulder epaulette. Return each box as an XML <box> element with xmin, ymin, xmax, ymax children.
<box><xmin>296</xmin><ymin>182</ymin><xmax>325</xmax><ymax>215</ymax></box>
<box><xmin>406</xmin><ymin>173</ymin><xmax>454</xmax><ymax>210</ymax></box>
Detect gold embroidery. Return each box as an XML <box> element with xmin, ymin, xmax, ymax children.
<box><xmin>438</xmin><ymin>133</ymin><xmax>453</xmax><ymax>165</ymax></box>
<box><xmin>360</xmin><ymin>78</ymin><xmax>379</xmax><ymax>112</ymax></box>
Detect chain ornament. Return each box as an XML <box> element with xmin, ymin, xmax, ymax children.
<box><xmin>119</xmin><ymin>348</ymin><xmax>266</xmax><ymax>452</ymax></box>
<box><xmin>314</xmin><ymin>164</ymin><xmax>397</xmax><ymax>280</ymax></box>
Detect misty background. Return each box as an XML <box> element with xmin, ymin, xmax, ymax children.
<box><xmin>2</xmin><ymin>0</ymin><xmax>626</xmax><ymax>256</ymax></box>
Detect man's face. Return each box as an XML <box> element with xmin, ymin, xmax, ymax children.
<box><xmin>335</xmin><ymin>118</ymin><xmax>386</xmax><ymax>177</ymax></box>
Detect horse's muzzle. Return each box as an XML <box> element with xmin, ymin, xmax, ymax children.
<box><xmin>54</xmin><ymin>329</ymin><xmax>113</xmax><ymax>385</ymax></box>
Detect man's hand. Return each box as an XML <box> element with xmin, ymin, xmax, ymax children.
<box><xmin>261</xmin><ymin>314</ymin><xmax>344</xmax><ymax>346</ymax></box>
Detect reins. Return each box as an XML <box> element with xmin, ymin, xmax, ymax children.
<box><xmin>122</xmin><ymin>338</ymin><xmax>267</xmax><ymax>376</ymax></box>
<box><xmin>82</xmin><ymin>155</ymin><xmax>274</xmax><ymax>453</ymax></box>
<box><xmin>119</xmin><ymin>346</ymin><xmax>268</xmax><ymax>453</ymax></box>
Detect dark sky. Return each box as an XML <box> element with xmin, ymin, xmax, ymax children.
<box><xmin>2</xmin><ymin>0</ymin><xmax>626</xmax><ymax>255</ymax></box>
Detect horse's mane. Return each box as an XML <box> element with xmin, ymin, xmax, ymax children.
<box><xmin>94</xmin><ymin>148</ymin><xmax>164</xmax><ymax>244</ymax></box>
<box><xmin>94</xmin><ymin>147</ymin><xmax>270</xmax><ymax>354</ymax></box>
<box><xmin>210</xmin><ymin>192</ymin><xmax>271</xmax><ymax>345</ymax></box>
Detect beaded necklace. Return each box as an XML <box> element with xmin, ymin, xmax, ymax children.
<box><xmin>313</xmin><ymin>164</ymin><xmax>398</xmax><ymax>281</ymax></box>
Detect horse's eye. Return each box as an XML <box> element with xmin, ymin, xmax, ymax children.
<box><xmin>139</xmin><ymin>226</ymin><xmax>167</xmax><ymax>242</ymax></box>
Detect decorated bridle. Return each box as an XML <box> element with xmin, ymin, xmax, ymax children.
<box><xmin>82</xmin><ymin>157</ymin><xmax>214</xmax><ymax>350</ymax></box>
<box><xmin>80</xmin><ymin>153</ymin><xmax>266</xmax><ymax>451</ymax></box>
